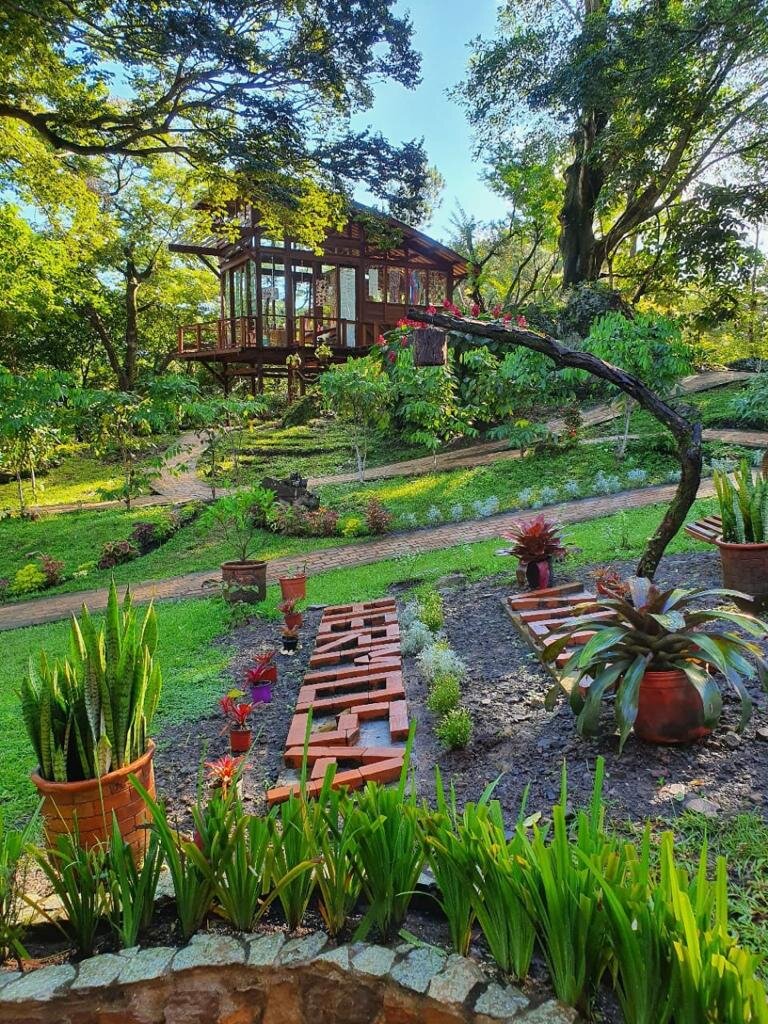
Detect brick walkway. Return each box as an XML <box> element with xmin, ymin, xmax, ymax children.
<box><xmin>0</xmin><ymin>478</ymin><xmax>717</xmax><ymax>631</ymax></box>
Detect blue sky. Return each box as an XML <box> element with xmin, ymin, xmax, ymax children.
<box><xmin>351</xmin><ymin>0</ymin><xmax>508</xmax><ymax>242</ymax></box>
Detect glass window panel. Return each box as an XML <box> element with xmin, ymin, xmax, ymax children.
<box><xmin>387</xmin><ymin>267</ymin><xmax>407</xmax><ymax>304</ymax></box>
<box><xmin>408</xmin><ymin>269</ymin><xmax>428</xmax><ymax>305</ymax></box>
<box><xmin>318</xmin><ymin>265</ymin><xmax>338</xmax><ymax>320</ymax></box>
<box><xmin>339</xmin><ymin>267</ymin><xmax>357</xmax><ymax>347</ymax></box>
<box><xmin>366</xmin><ymin>265</ymin><xmax>383</xmax><ymax>302</ymax></box>
<box><xmin>260</xmin><ymin>259</ymin><xmax>286</xmax><ymax>345</ymax></box>
<box><xmin>428</xmin><ymin>271</ymin><xmax>447</xmax><ymax>305</ymax></box>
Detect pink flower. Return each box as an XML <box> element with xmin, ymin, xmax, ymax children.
<box><xmin>442</xmin><ymin>298</ymin><xmax>452</xmax><ymax>308</ymax></box>
<box><xmin>470</xmin><ymin>303</ymin><xmax>480</xmax><ymax>317</ymax></box>
<box><xmin>492</xmin><ymin>304</ymin><xmax>502</xmax><ymax>317</ymax></box>
<box><xmin>400</xmin><ymin>336</ymin><xmax>410</xmax><ymax>347</ymax></box>
<box><xmin>376</xmin><ymin>334</ymin><xmax>387</xmax><ymax>347</ymax></box>
<box><xmin>396</xmin><ymin>317</ymin><xmax>408</xmax><ymax>328</ymax></box>
<box><xmin>516</xmin><ymin>315</ymin><xmax>528</xmax><ymax>328</ymax></box>
<box><xmin>427</xmin><ymin>304</ymin><xmax>436</xmax><ymax>314</ymax></box>
<box><xmin>387</xmin><ymin>350</ymin><xmax>396</xmax><ymax>363</ymax></box>
<box><xmin>503</xmin><ymin>313</ymin><xmax>512</xmax><ymax>323</ymax></box>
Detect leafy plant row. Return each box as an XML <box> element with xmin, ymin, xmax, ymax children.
<box><xmin>2</xmin><ymin>753</ymin><xmax>767</xmax><ymax>1023</ymax></box>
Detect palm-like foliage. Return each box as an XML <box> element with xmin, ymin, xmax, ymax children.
<box><xmin>544</xmin><ymin>577</ymin><xmax>768</xmax><ymax>749</ymax></box>
<box><xmin>19</xmin><ymin>581</ymin><xmax>162</xmax><ymax>781</ymax></box>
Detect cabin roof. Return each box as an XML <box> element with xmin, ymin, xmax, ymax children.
<box><xmin>170</xmin><ymin>201</ymin><xmax>467</xmax><ymax>276</ymax></box>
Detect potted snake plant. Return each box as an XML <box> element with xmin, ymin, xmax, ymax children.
<box><xmin>713</xmin><ymin>460</ymin><xmax>768</xmax><ymax>612</ymax></box>
<box><xmin>544</xmin><ymin>576</ymin><xmax>768</xmax><ymax>747</ymax></box>
<box><xmin>19</xmin><ymin>581</ymin><xmax>162</xmax><ymax>857</ymax></box>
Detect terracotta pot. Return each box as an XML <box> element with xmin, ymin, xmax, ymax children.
<box><xmin>283</xmin><ymin>611</ymin><xmax>303</xmax><ymax>630</ymax></box>
<box><xmin>230</xmin><ymin>729</ymin><xmax>252</xmax><ymax>754</ymax></box>
<box><xmin>221</xmin><ymin>560</ymin><xmax>267</xmax><ymax>604</ymax></box>
<box><xmin>519</xmin><ymin>558</ymin><xmax>551</xmax><ymax>590</ymax></box>
<box><xmin>633</xmin><ymin>670</ymin><xmax>711</xmax><ymax>745</ymax></box>
<box><xmin>715</xmin><ymin>539</ymin><xmax>768</xmax><ymax>613</ymax></box>
<box><xmin>249</xmin><ymin>681</ymin><xmax>273</xmax><ymax>704</ymax></box>
<box><xmin>279</xmin><ymin>574</ymin><xmax>306</xmax><ymax>601</ymax></box>
<box><xmin>31</xmin><ymin>741</ymin><xmax>156</xmax><ymax>860</ymax></box>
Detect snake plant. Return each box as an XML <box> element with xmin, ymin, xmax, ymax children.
<box><xmin>713</xmin><ymin>460</ymin><xmax>768</xmax><ymax>543</ymax></box>
<box><xmin>19</xmin><ymin>581</ymin><xmax>162</xmax><ymax>782</ymax></box>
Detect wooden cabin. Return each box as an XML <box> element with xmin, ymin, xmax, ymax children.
<box><xmin>171</xmin><ymin>204</ymin><xmax>467</xmax><ymax>394</ymax></box>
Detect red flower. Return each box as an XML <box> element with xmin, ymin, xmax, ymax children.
<box><xmin>206</xmin><ymin>754</ymin><xmax>242</xmax><ymax>793</ymax></box>
<box><xmin>451</xmin><ymin>304</ymin><xmax>463</xmax><ymax>316</ymax></box>
<box><xmin>427</xmin><ymin>304</ymin><xmax>436</xmax><ymax>314</ymax></box>
<box><xmin>442</xmin><ymin>298</ymin><xmax>452</xmax><ymax>308</ymax></box>
<box><xmin>387</xmin><ymin>350</ymin><xmax>397</xmax><ymax>363</ymax></box>
<box><xmin>470</xmin><ymin>303</ymin><xmax>480</xmax><ymax>317</ymax></box>
<box><xmin>503</xmin><ymin>312</ymin><xmax>512</xmax><ymax>323</ymax></box>
<box><xmin>517</xmin><ymin>315</ymin><xmax>528</xmax><ymax>328</ymax></box>
<box><xmin>376</xmin><ymin>334</ymin><xmax>387</xmax><ymax>347</ymax></box>
<box><xmin>492</xmin><ymin>304</ymin><xmax>502</xmax><ymax>317</ymax></box>
<box><xmin>400</xmin><ymin>336</ymin><xmax>410</xmax><ymax>347</ymax></box>
<box><xmin>396</xmin><ymin>317</ymin><xmax>408</xmax><ymax>328</ymax></box>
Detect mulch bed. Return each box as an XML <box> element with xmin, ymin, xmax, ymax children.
<box><xmin>154</xmin><ymin>549</ymin><xmax>768</xmax><ymax>830</ymax></box>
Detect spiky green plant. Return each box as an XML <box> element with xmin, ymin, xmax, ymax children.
<box><xmin>18</xmin><ymin>581</ymin><xmax>162</xmax><ymax>782</ymax></box>
<box><xmin>544</xmin><ymin>576</ymin><xmax>768</xmax><ymax>749</ymax></box>
<box><xmin>0</xmin><ymin>806</ymin><xmax>39</xmax><ymax>961</ymax></box>
<box><xmin>714</xmin><ymin>460</ymin><xmax>768</xmax><ymax>543</ymax></box>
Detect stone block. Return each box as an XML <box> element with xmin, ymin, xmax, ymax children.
<box><xmin>428</xmin><ymin>954</ymin><xmax>486</xmax><ymax>1005</ymax></box>
<box><xmin>172</xmin><ymin>934</ymin><xmax>245</xmax><ymax>971</ymax></box>
<box><xmin>390</xmin><ymin>946</ymin><xmax>447</xmax><ymax>994</ymax></box>
<box><xmin>71</xmin><ymin>953</ymin><xmax>126</xmax><ymax>990</ymax></box>
<box><xmin>246</xmin><ymin>931</ymin><xmax>286</xmax><ymax>967</ymax></box>
<box><xmin>118</xmin><ymin>946</ymin><xmax>176</xmax><ymax>985</ymax></box>
<box><xmin>278</xmin><ymin>930</ymin><xmax>328</xmax><ymax>966</ymax></box>
<box><xmin>351</xmin><ymin>944</ymin><xmax>397</xmax><ymax>977</ymax></box>
<box><xmin>1</xmin><ymin>963</ymin><xmax>76</xmax><ymax>1003</ymax></box>
<box><xmin>474</xmin><ymin>981</ymin><xmax>529</xmax><ymax>1018</ymax></box>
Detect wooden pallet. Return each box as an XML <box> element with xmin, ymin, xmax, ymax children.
<box><xmin>266</xmin><ymin>599</ymin><xmax>408</xmax><ymax>805</ymax></box>
<box><xmin>684</xmin><ymin>514</ymin><xmax>723</xmax><ymax>545</ymax></box>
<box><xmin>504</xmin><ymin>583</ymin><xmax>599</xmax><ymax>696</ymax></box>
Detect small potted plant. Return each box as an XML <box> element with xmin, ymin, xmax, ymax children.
<box><xmin>200</xmin><ymin>487</ymin><xmax>275</xmax><ymax>604</ymax></box>
<box><xmin>713</xmin><ymin>460</ymin><xmax>768</xmax><ymax>612</ymax></box>
<box><xmin>279</xmin><ymin>598</ymin><xmax>303</xmax><ymax>631</ymax></box>
<box><xmin>503</xmin><ymin>514</ymin><xmax>571</xmax><ymax>589</ymax></box>
<box><xmin>281</xmin><ymin>624</ymin><xmax>300</xmax><ymax>654</ymax></box>
<box><xmin>544</xmin><ymin>575</ymin><xmax>768</xmax><ymax>747</ymax></box>
<box><xmin>219</xmin><ymin>691</ymin><xmax>255</xmax><ymax>753</ymax></box>
<box><xmin>278</xmin><ymin>565</ymin><xmax>307</xmax><ymax>602</ymax></box>
<box><xmin>246</xmin><ymin>650</ymin><xmax>277</xmax><ymax>703</ymax></box>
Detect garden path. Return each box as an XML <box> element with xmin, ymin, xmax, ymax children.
<box><xmin>0</xmin><ymin>477</ymin><xmax>717</xmax><ymax>631</ymax></box>
<box><xmin>28</xmin><ymin>369</ymin><xmax>757</xmax><ymax>515</ymax></box>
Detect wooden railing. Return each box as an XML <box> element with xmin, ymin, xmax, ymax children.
<box><xmin>178</xmin><ymin>316</ymin><xmax>383</xmax><ymax>355</ymax></box>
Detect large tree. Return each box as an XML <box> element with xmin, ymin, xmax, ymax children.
<box><xmin>0</xmin><ymin>1</ymin><xmax>430</xmax><ymax>229</ymax></box>
<box><xmin>459</xmin><ymin>0</ymin><xmax>768</xmax><ymax>287</ymax></box>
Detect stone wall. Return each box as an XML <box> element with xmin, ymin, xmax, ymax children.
<box><xmin>0</xmin><ymin>932</ymin><xmax>577</xmax><ymax>1024</ymax></box>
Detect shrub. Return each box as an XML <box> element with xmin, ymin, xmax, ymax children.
<box><xmin>417</xmin><ymin>641</ymin><xmax>467</xmax><ymax>684</ymax></box>
<box><xmin>626</xmin><ymin>467</ymin><xmax>648</xmax><ymax>486</ymax></box>
<box><xmin>450</xmin><ymin>503</ymin><xmax>464</xmax><ymax>521</ymax></box>
<box><xmin>401</xmin><ymin>620</ymin><xmax>433</xmax><ymax>655</ymax></box>
<box><xmin>0</xmin><ymin>578</ymin><xmax>8</xmax><ymax>602</ymax></box>
<box><xmin>426</xmin><ymin>505</ymin><xmax>443</xmax><ymax>523</ymax></box>
<box><xmin>417</xmin><ymin>589</ymin><xmax>444</xmax><ymax>632</ymax></box>
<box><xmin>365</xmin><ymin>498</ymin><xmax>392</xmax><ymax>534</ymax></box>
<box><xmin>539</xmin><ymin>486</ymin><xmax>558</xmax><ymax>505</ymax></box>
<box><xmin>307</xmin><ymin>507</ymin><xmax>340</xmax><ymax>537</ymax></box>
<box><xmin>98</xmin><ymin>539</ymin><xmax>138</xmax><ymax>570</ymax></box>
<box><xmin>562</xmin><ymin>480</ymin><xmax>581</xmax><ymax>498</ymax></box>
<box><xmin>473</xmin><ymin>496</ymin><xmax>500</xmax><ymax>517</ymax></box>
<box><xmin>129</xmin><ymin>519</ymin><xmax>173</xmax><ymax>554</ymax></box>
<box><xmin>39</xmin><ymin>554</ymin><xmax>64</xmax><ymax>587</ymax></box>
<box><xmin>593</xmin><ymin>471</ymin><xmax>622</xmax><ymax>495</ymax></box>
<box><xmin>427</xmin><ymin>673</ymin><xmax>461</xmax><ymax>715</ymax></box>
<box><xmin>10</xmin><ymin>563</ymin><xmax>46</xmax><ymax>595</ymax></box>
<box><xmin>0</xmin><ymin>808</ymin><xmax>39</xmax><ymax>961</ymax></box>
<box><xmin>436</xmin><ymin>707</ymin><xmax>473</xmax><ymax>749</ymax></box>
<box><xmin>339</xmin><ymin>515</ymin><xmax>365</xmax><ymax>538</ymax></box>
<box><xmin>729</xmin><ymin>374</ymin><xmax>768</xmax><ymax>430</ymax></box>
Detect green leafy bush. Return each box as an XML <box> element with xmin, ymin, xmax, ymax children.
<box><xmin>426</xmin><ymin>673</ymin><xmax>461</xmax><ymax>715</ymax></box>
<box><xmin>729</xmin><ymin>375</ymin><xmax>768</xmax><ymax>430</ymax></box>
<box><xmin>0</xmin><ymin>807</ymin><xmax>39</xmax><ymax>961</ymax></box>
<box><xmin>436</xmin><ymin>707</ymin><xmax>473</xmax><ymax>750</ymax></box>
<box><xmin>714</xmin><ymin>459</ymin><xmax>768</xmax><ymax>543</ymax></box>
<box><xmin>10</xmin><ymin>562</ymin><xmax>46</xmax><ymax>595</ymax></box>
<box><xmin>417</xmin><ymin>588</ymin><xmax>444</xmax><ymax>632</ymax></box>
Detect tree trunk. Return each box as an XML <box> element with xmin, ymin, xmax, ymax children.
<box><xmin>559</xmin><ymin>113</ymin><xmax>607</xmax><ymax>287</ymax></box>
<box><xmin>408</xmin><ymin>307</ymin><xmax>703</xmax><ymax>579</ymax></box>
<box><xmin>124</xmin><ymin>265</ymin><xmax>141</xmax><ymax>391</ymax></box>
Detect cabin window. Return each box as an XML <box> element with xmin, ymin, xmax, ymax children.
<box><xmin>429</xmin><ymin>271</ymin><xmax>447</xmax><ymax>305</ymax></box>
<box><xmin>408</xmin><ymin>269</ymin><xmax>428</xmax><ymax>306</ymax></box>
<box><xmin>318</xmin><ymin>265</ymin><xmax>338</xmax><ymax>324</ymax></box>
<box><xmin>260</xmin><ymin>258</ymin><xmax>287</xmax><ymax>345</ymax></box>
<box><xmin>366</xmin><ymin>266</ymin><xmax>383</xmax><ymax>302</ymax></box>
<box><xmin>339</xmin><ymin>267</ymin><xmax>357</xmax><ymax>347</ymax></box>
<box><xmin>387</xmin><ymin>267</ymin><xmax>407</xmax><ymax>304</ymax></box>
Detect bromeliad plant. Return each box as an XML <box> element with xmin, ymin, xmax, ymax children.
<box><xmin>545</xmin><ymin>576</ymin><xmax>768</xmax><ymax>749</ymax></box>
<box><xmin>503</xmin><ymin>515</ymin><xmax>571</xmax><ymax>589</ymax></box>
<box><xmin>714</xmin><ymin>459</ymin><xmax>768</xmax><ymax>543</ymax></box>
<box><xmin>19</xmin><ymin>581</ymin><xmax>162</xmax><ymax>782</ymax></box>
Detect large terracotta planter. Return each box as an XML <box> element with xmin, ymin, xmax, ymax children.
<box><xmin>279</xmin><ymin>574</ymin><xmax>306</xmax><ymax>602</ymax></box>
<box><xmin>633</xmin><ymin>670</ymin><xmax>711</xmax><ymax>745</ymax></box>
<box><xmin>715</xmin><ymin>539</ymin><xmax>768</xmax><ymax>613</ymax></box>
<box><xmin>221</xmin><ymin>560</ymin><xmax>267</xmax><ymax>604</ymax></box>
<box><xmin>31</xmin><ymin>741</ymin><xmax>156</xmax><ymax>859</ymax></box>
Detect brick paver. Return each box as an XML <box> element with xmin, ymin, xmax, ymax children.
<box><xmin>0</xmin><ymin>478</ymin><xmax>717</xmax><ymax>631</ymax></box>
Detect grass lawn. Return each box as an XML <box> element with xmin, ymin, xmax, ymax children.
<box><xmin>204</xmin><ymin>417</ymin><xmax>429</xmax><ymax>484</ymax></box>
<box><xmin>0</xmin><ymin>453</ymin><xmax>128</xmax><ymax>511</ymax></box>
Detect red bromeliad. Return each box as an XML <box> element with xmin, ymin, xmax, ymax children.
<box><xmin>219</xmin><ymin>692</ymin><xmax>255</xmax><ymax>729</ymax></box>
<box><xmin>206</xmin><ymin>754</ymin><xmax>242</xmax><ymax>793</ymax></box>
<box><xmin>503</xmin><ymin>515</ymin><xmax>570</xmax><ymax>589</ymax></box>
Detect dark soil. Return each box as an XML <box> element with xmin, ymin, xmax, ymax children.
<box><xmin>409</xmin><ymin>550</ymin><xmax>768</xmax><ymax>828</ymax></box>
